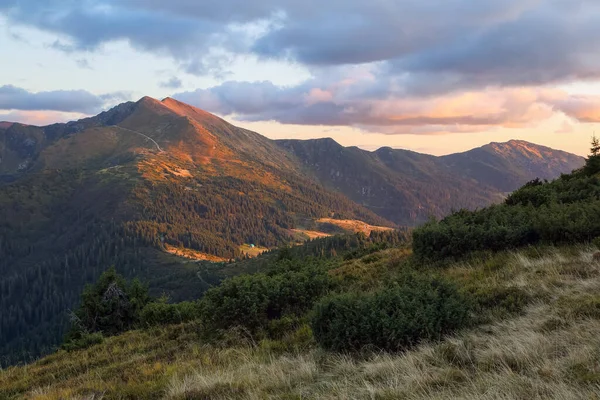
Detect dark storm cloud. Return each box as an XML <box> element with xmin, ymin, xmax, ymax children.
<box><xmin>0</xmin><ymin>85</ymin><xmax>112</xmax><ymax>113</ymax></box>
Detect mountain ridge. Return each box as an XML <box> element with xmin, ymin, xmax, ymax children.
<box><xmin>0</xmin><ymin>96</ymin><xmax>587</xmax><ymax>365</ymax></box>
<box><xmin>1</xmin><ymin>101</ymin><xmax>583</xmax><ymax>159</ymax></box>
<box><xmin>276</xmin><ymin>136</ymin><xmax>584</xmax><ymax>225</ymax></box>
<box><xmin>1</xmin><ymin>96</ymin><xmax>585</xmax><ymax>226</ymax></box>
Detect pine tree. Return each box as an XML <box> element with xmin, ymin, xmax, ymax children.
<box><xmin>591</xmin><ymin>135</ymin><xmax>600</xmax><ymax>156</ymax></box>
<box><xmin>585</xmin><ymin>135</ymin><xmax>600</xmax><ymax>175</ymax></box>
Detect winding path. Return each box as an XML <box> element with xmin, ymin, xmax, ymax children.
<box><xmin>113</xmin><ymin>125</ymin><xmax>163</xmax><ymax>152</ymax></box>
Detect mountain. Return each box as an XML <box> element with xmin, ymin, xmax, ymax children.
<box><xmin>441</xmin><ymin>139</ymin><xmax>585</xmax><ymax>192</ymax></box>
<box><xmin>0</xmin><ymin>96</ymin><xmax>584</xmax><ymax>365</ymax></box>
<box><xmin>0</xmin><ymin>97</ymin><xmax>390</xmax><ymax>365</ymax></box>
<box><xmin>276</xmin><ymin>138</ymin><xmax>584</xmax><ymax>225</ymax></box>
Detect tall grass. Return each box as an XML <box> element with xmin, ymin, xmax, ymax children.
<box><xmin>3</xmin><ymin>246</ymin><xmax>600</xmax><ymax>399</ymax></box>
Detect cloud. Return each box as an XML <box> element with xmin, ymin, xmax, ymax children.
<box><xmin>550</xmin><ymin>95</ymin><xmax>600</xmax><ymax>123</ymax></box>
<box><xmin>4</xmin><ymin>0</ymin><xmax>600</xmax><ymax>135</ymax></box>
<box><xmin>555</xmin><ymin>121</ymin><xmax>575</xmax><ymax>134</ymax></box>
<box><xmin>76</xmin><ymin>58</ymin><xmax>93</xmax><ymax>69</ymax></box>
<box><xmin>159</xmin><ymin>76</ymin><xmax>183</xmax><ymax>89</ymax></box>
<box><xmin>2</xmin><ymin>0</ymin><xmax>600</xmax><ymax>91</ymax></box>
<box><xmin>0</xmin><ymin>0</ymin><xmax>261</xmax><ymax>77</ymax></box>
<box><xmin>0</xmin><ymin>110</ymin><xmax>87</xmax><ymax>126</ymax></box>
<box><xmin>0</xmin><ymin>85</ymin><xmax>120</xmax><ymax>114</ymax></box>
<box><xmin>174</xmin><ymin>74</ymin><xmax>600</xmax><ymax>134</ymax></box>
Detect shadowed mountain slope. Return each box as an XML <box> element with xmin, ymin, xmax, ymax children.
<box><xmin>276</xmin><ymin>138</ymin><xmax>584</xmax><ymax>225</ymax></box>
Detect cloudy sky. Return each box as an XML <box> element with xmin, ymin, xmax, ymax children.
<box><xmin>1</xmin><ymin>0</ymin><xmax>599</xmax><ymax>155</ymax></box>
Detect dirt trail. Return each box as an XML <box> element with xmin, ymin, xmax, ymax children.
<box><xmin>114</xmin><ymin>125</ymin><xmax>163</xmax><ymax>152</ymax></box>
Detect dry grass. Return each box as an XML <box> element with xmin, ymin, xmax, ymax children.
<box><xmin>164</xmin><ymin>243</ymin><xmax>228</xmax><ymax>262</ymax></box>
<box><xmin>3</xmin><ymin>246</ymin><xmax>600</xmax><ymax>399</ymax></box>
<box><xmin>290</xmin><ymin>228</ymin><xmax>332</xmax><ymax>240</ymax></box>
<box><xmin>317</xmin><ymin>218</ymin><xmax>394</xmax><ymax>235</ymax></box>
<box><xmin>239</xmin><ymin>244</ymin><xmax>270</xmax><ymax>258</ymax></box>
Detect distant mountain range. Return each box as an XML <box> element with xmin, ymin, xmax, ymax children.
<box><xmin>1</xmin><ymin>98</ymin><xmax>584</xmax><ymax>227</ymax></box>
<box><xmin>0</xmin><ymin>96</ymin><xmax>585</xmax><ymax>364</ymax></box>
<box><xmin>276</xmin><ymin>138</ymin><xmax>584</xmax><ymax>225</ymax></box>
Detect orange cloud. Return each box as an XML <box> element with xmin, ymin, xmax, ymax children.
<box><xmin>357</xmin><ymin>88</ymin><xmax>557</xmax><ymax>133</ymax></box>
<box><xmin>551</xmin><ymin>95</ymin><xmax>600</xmax><ymax>123</ymax></box>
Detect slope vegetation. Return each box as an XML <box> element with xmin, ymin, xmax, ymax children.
<box><xmin>3</xmin><ymin>245</ymin><xmax>600</xmax><ymax>399</ymax></box>
<box><xmin>414</xmin><ymin>149</ymin><xmax>600</xmax><ymax>260</ymax></box>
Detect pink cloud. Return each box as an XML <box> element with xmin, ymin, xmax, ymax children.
<box><xmin>555</xmin><ymin>121</ymin><xmax>575</xmax><ymax>134</ymax></box>
<box><xmin>304</xmin><ymin>88</ymin><xmax>334</xmax><ymax>105</ymax></box>
<box><xmin>0</xmin><ymin>110</ymin><xmax>87</xmax><ymax>126</ymax></box>
<box><xmin>348</xmin><ymin>88</ymin><xmax>557</xmax><ymax>134</ymax></box>
<box><xmin>550</xmin><ymin>95</ymin><xmax>600</xmax><ymax>123</ymax></box>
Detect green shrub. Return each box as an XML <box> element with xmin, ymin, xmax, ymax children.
<box><xmin>140</xmin><ymin>299</ymin><xmax>201</xmax><ymax>326</ymax></box>
<box><xmin>412</xmin><ymin>153</ymin><xmax>600</xmax><ymax>261</ymax></box>
<box><xmin>311</xmin><ymin>278</ymin><xmax>471</xmax><ymax>352</ymax></box>
<box><xmin>200</xmin><ymin>260</ymin><xmax>332</xmax><ymax>336</ymax></box>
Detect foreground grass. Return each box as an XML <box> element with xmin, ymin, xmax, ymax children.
<box><xmin>3</xmin><ymin>246</ymin><xmax>600</xmax><ymax>399</ymax></box>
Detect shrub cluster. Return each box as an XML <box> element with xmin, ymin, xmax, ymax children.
<box><xmin>140</xmin><ymin>299</ymin><xmax>200</xmax><ymax>327</ymax></box>
<box><xmin>311</xmin><ymin>277</ymin><xmax>471</xmax><ymax>352</ymax></box>
<box><xmin>413</xmin><ymin>155</ymin><xmax>600</xmax><ymax>260</ymax></box>
<box><xmin>200</xmin><ymin>259</ymin><xmax>333</xmax><ymax>336</ymax></box>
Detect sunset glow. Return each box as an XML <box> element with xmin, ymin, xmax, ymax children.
<box><xmin>1</xmin><ymin>1</ymin><xmax>600</xmax><ymax>156</ymax></box>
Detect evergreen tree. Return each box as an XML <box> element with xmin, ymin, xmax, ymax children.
<box><xmin>585</xmin><ymin>135</ymin><xmax>600</xmax><ymax>175</ymax></box>
<box><xmin>64</xmin><ymin>267</ymin><xmax>151</xmax><ymax>344</ymax></box>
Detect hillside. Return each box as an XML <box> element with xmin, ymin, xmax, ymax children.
<box><xmin>0</xmin><ymin>97</ymin><xmax>390</xmax><ymax>366</ymax></box>
<box><xmin>413</xmin><ymin>146</ymin><xmax>600</xmax><ymax>260</ymax></box>
<box><xmin>441</xmin><ymin>139</ymin><xmax>585</xmax><ymax>193</ymax></box>
<box><xmin>3</xmin><ymin>244</ymin><xmax>600</xmax><ymax>399</ymax></box>
<box><xmin>1</xmin><ymin>146</ymin><xmax>599</xmax><ymax>398</ymax></box>
<box><xmin>277</xmin><ymin>138</ymin><xmax>584</xmax><ymax>225</ymax></box>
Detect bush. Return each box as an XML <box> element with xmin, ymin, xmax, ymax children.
<box><xmin>64</xmin><ymin>267</ymin><xmax>151</xmax><ymax>344</ymax></box>
<box><xmin>413</xmin><ymin>151</ymin><xmax>600</xmax><ymax>261</ymax></box>
<box><xmin>311</xmin><ymin>277</ymin><xmax>471</xmax><ymax>352</ymax></box>
<box><xmin>200</xmin><ymin>260</ymin><xmax>332</xmax><ymax>336</ymax></box>
<box><xmin>140</xmin><ymin>299</ymin><xmax>201</xmax><ymax>326</ymax></box>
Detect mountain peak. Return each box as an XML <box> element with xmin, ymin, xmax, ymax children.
<box><xmin>137</xmin><ymin>95</ymin><xmax>161</xmax><ymax>105</ymax></box>
<box><xmin>0</xmin><ymin>121</ymin><xmax>14</xmax><ymax>129</ymax></box>
<box><xmin>482</xmin><ymin>140</ymin><xmax>558</xmax><ymax>160</ymax></box>
<box><xmin>160</xmin><ymin>97</ymin><xmax>225</xmax><ymax>126</ymax></box>
<box><xmin>133</xmin><ymin>96</ymin><xmax>175</xmax><ymax>115</ymax></box>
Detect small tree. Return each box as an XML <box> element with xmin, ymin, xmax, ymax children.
<box><xmin>64</xmin><ymin>267</ymin><xmax>151</xmax><ymax>346</ymax></box>
<box><xmin>585</xmin><ymin>135</ymin><xmax>600</xmax><ymax>175</ymax></box>
<box><xmin>591</xmin><ymin>135</ymin><xmax>600</xmax><ymax>157</ymax></box>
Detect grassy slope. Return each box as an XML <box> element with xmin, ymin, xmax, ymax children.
<box><xmin>3</xmin><ymin>245</ymin><xmax>600</xmax><ymax>399</ymax></box>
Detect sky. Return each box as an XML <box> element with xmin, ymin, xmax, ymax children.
<box><xmin>1</xmin><ymin>1</ymin><xmax>600</xmax><ymax>156</ymax></box>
